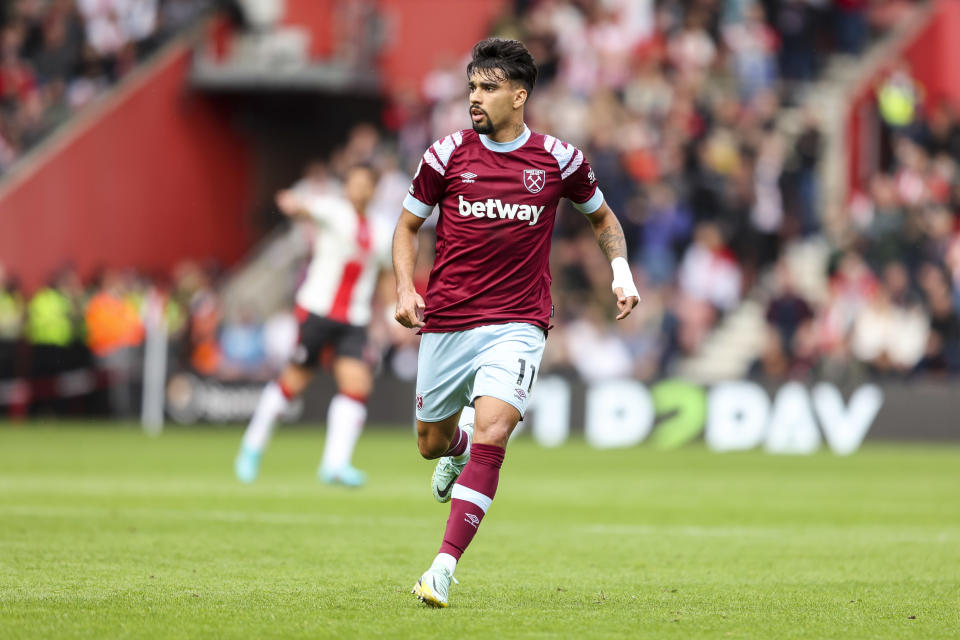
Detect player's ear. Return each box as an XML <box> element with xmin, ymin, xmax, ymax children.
<box><xmin>513</xmin><ymin>86</ymin><xmax>527</xmax><ymax>110</ymax></box>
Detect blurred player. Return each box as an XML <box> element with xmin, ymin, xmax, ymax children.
<box><xmin>235</xmin><ymin>164</ymin><xmax>391</xmax><ymax>487</ymax></box>
<box><xmin>394</xmin><ymin>38</ymin><xmax>640</xmax><ymax>606</ymax></box>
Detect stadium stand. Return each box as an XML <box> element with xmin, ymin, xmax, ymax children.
<box><xmin>0</xmin><ymin>0</ymin><xmax>211</xmax><ymax>176</ymax></box>
<box><xmin>3</xmin><ymin>0</ymin><xmax>957</xmax><ymax>420</ymax></box>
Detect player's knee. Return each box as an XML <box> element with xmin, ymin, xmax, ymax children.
<box><xmin>280</xmin><ymin>365</ymin><xmax>312</xmax><ymax>396</ymax></box>
<box><xmin>473</xmin><ymin>421</ymin><xmax>512</xmax><ymax>448</ymax></box>
<box><xmin>417</xmin><ymin>435</ymin><xmax>446</xmax><ymax>459</ymax></box>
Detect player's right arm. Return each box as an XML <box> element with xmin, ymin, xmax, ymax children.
<box><xmin>276</xmin><ymin>189</ymin><xmax>344</xmax><ymax>226</ymax></box>
<box><xmin>392</xmin><ymin>210</ymin><xmax>427</xmax><ymax>328</ymax></box>
<box><xmin>275</xmin><ymin>189</ymin><xmax>311</xmax><ymax>219</ymax></box>
<box><xmin>392</xmin><ymin>139</ymin><xmax>455</xmax><ymax>328</ymax></box>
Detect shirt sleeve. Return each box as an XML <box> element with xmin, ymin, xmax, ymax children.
<box><xmin>403</xmin><ymin>154</ymin><xmax>446</xmax><ymax>218</ymax></box>
<box><xmin>301</xmin><ymin>194</ymin><xmax>348</xmax><ymax>226</ymax></box>
<box><xmin>376</xmin><ymin>220</ymin><xmax>394</xmax><ymax>268</ymax></box>
<box><xmin>562</xmin><ymin>151</ymin><xmax>604</xmax><ymax>214</ymax></box>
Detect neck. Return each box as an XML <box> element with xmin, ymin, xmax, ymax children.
<box><xmin>488</xmin><ymin>119</ymin><xmax>526</xmax><ymax>143</ymax></box>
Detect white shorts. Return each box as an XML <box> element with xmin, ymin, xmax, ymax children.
<box><xmin>415</xmin><ymin>322</ymin><xmax>546</xmax><ymax>422</ymax></box>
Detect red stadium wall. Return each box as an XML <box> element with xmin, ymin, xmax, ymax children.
<box><xmin>281</xmin><ymin>0</ymin><xmax>335</xmax><ymax>59</ymax></box>
<box><xmin>846</xmin><ymin>0</ymin><xmax>960</xmax><ymax>197</ymax></box>
<box><xmin>376</xmin><ymin>0</ymin><xmax>510</xmax><ymax>93</ymax></box>
<box><xmin>281</xmin><ymin>0</ymin><xmax>509</xmax><ymax>92</ymax></box>
<box><xmin>0</xmin><ymin>42</ymin><xmax>253</xmax><ymax>292</ymax></box>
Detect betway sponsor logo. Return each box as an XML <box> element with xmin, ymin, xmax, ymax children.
<box><xmin>458</xmin><ymin>195</ymin><xmax>544</xmax><ymax>226</ymax></box>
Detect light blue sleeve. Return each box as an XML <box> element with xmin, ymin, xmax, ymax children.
<box><xmin>403</xmin><ymin>193</ymin><xmax>435</xmax><ymax>218</ymax></box>
<box><xmin>572</xmin><ymin>188</ymin><xmax>604</xmax><ymax>215</ymax></box>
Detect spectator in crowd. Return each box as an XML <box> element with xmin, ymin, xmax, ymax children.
<box><xmin>0</xmin><ymin>263</ymin><xmax>24</xmax><ymax>379</ymax></box>
<box><xmin>850</xmin><ymin>266</ymin><xmax>929</xmax><ymax>376</ymax></box>
<box><xmin>84</xmin><ymin>268</ymin><xmax>145</xmax><ymax>416</ymax></box>
<box><xmin>24</xmin><ymin>265</ymin><xmax>88</xmax><ymax>412</ymax></box>
<box><xmin>918</xmin><ymin>262</ymin><xmax>960</xmax><ymax>373</ymax></box>
<box><xmin>637</xmin><ymin>180</ymin><xmax>692</xmax><ymax>286</ymax></box>
<box><xmin>723</xmin><ymin>2</ymin><xmax>778</xmax><ymax>101</ymax></box>
<box><xmin>184</xmin><ymin>264</ymin><xmax>223</xmax><ymax>377</ymax></box>
<box><xmin>834</xmin><ymin>0</ymin><xmax>869</xmax><ymax>56</ymax></box>
<box><xmin>679</xmin><ymin>222</ymin><xmax>743</xmax><ymax>313</ymax></box>
<box><xmin>218</xmin><ymin>305</ymin><xmax>269</xmax><ymax>380</ymax></box>
<box><xmin>765</xmin><ymin>259</ymin><xmax>814</xmax><ymax>359</ymax></box>
<box><xmin>918</xmin><ymin>99</ymin><xmax>960</xmax><ymax>160</ymax></box>
<box><xmin>784</xmin><ymin>111</ymin><xmax>823</xmax><ymax>236</ymax></box>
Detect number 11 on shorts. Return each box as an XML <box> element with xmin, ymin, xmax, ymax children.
<box><xmin>517</xmin><ymin>358</ymin><xmax>536</xmax><ymax>393</ymax></box>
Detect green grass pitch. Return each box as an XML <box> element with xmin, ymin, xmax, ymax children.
<box><xmin>1</xmin><ymin>423</ymin><xmax>958</xmax><ymax>639</ymax></box>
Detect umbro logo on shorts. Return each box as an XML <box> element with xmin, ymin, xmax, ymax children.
<box><xmin>515</xmin><ymin>388</ymin><xmax>527</xmax><ymax>401</ymax></box>
<box><xmin>416</xmin><ymin>393</ymin><xmax>423</xmax><ymax>410</ymax></box>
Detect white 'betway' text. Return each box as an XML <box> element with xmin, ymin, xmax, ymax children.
<box><xmin>458</xmin><ymin>195</ymin><xmax>543</xmax><ymax>226</ymax></box>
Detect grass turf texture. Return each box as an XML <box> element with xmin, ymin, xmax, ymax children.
<box><xmin>0</xmin><ymin>423</ymin><xmax>958</xmax><ymax>639</ymax></box>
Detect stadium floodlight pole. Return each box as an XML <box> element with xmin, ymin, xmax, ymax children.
<box><xmin>140</xmin><ymin>288</ymin><xmax>167</xmax><ymax>435</ymax></box>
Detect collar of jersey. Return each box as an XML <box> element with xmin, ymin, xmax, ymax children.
<box><xmin>478</xmin><ymin>125</ymin><xmax>531</xmax><ymax>153</ymax></box>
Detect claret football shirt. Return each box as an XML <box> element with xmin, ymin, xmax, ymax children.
<box><xmin>403</xmin><ymin>125</ymin><xmax>604</xmax><ymax>332</ymax></box>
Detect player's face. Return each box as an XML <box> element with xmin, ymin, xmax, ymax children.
<box><xmin>468</xmin><ymin>70</ymin><xmax>523</xmax><ymax>135</ymax></box>
<box><xmin>344</xmin><ymin>168</ymin><xmax>377</xmax><ymax>209</ymax></box>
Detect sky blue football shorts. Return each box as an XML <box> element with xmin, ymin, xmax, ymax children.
<box><xmin>415</xmin><ymin>322</ymin><xmax>546</xmax><ymax>422</ymax></box>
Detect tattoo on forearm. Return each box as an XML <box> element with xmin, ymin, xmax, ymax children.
<box><xmin>597</xmin><ymin>220</ymin><xmax>627</xmax><ymax>261</ymax></box>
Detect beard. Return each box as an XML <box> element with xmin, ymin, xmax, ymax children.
<box><xmin>471</xmin><ymin>109</ymin><xmax>494</xmax><ymax>134</ymax></box>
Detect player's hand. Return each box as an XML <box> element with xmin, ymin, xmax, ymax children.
<box><xmin>614</xmin><ymin>287</ymin><xmax>640</xmax><ymax>320</ymax></box>
<box><xmin>395</xmin><ymin>289</ymin><xmax>426</xmax><ymax>328</ymax></box>
<box><xmin>275</xmin><ymin>190</ymin><xmax>302</xmax><ymax>217</ymax></box>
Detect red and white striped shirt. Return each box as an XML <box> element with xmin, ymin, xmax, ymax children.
<box><xmin>295</xmin><ymin>194</ymin><xmax>392</xmax><ymax>326</ymax></box>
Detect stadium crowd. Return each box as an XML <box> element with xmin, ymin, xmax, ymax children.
<box><xmin>381</xmin><ymin>0</ymin><xmax>916</xmax><ymax>384</ymax></box>
<box><xmin>4</xmin><ymin>0</ymin><xmax>954</xmax><ymax>418</ymax></box>
<box><xmin>0</xmin><ymin>0</ymin><xmax>210</xmax><ymax>175</ymax></box>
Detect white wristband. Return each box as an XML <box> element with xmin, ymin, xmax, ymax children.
<box><xmin>610</xmin><ymin>257</ymin><xmax>640</xmax><ymax>299</ymax></box>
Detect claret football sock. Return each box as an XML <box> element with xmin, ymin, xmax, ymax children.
<box><xmin>438</xmin><ymin>443</ymin><xmax>505</xmax><ymax>560</ymax></box>
<box><xmin>442</xmin><ymin>427</ymin><xmax>470</xmax><ymax>459</ymax></box>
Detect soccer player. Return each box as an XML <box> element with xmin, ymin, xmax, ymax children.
<box><xmin>393</xmin><ymin>38</ymin><xmax>640</xmax><ymax>607</ymax></box>
<box><xmin>235</xmin><ymin>164</ymin><xmax>391</xmax><ymax>487</ymax></box>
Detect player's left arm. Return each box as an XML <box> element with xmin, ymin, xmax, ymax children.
<box><xmin>586</xmin><ymin>202</ymin><xmax>640</xmax><ymax>320</ymax></box>
<box><xmin>561</xmin><ymin>145</ymin><xmax>640</xmax><ymax>320</ymax></box>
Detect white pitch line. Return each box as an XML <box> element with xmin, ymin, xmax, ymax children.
<box><xmin>1</xmin><ymin>504</ymin><xmax>956</xmax><ymax>544</ymax></box>
<box><xmin>580</xmin><ymin>523</ymin><xmax>959</xmax><ymax>543</ymax></box>
<box><xmin>0</xmin><ymin>476</ymin><xmax>415</xmax><ymax>499</ymax></box>
<box><xmin>0</xmin><ymin>504</ymin><xmax>426</xmax><ymax>528</ymax></box>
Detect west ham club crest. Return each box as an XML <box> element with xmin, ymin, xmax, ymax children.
<box><xmin>522</xmin><ymin>169</ymin><xmax>545</xmax><ymax>194</ymax></box>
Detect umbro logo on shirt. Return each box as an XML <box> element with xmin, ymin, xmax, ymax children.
<box><xmin>460</xmin><ymin>171</ymin><xmax>477</xmax><ymax>183</ymax></box>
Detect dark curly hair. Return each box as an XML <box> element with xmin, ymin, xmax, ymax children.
<box><xmin>466</xmin><ymin>38</ymin><xmax>538</xmax><ymax>93</ymax></box>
